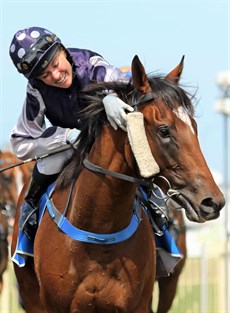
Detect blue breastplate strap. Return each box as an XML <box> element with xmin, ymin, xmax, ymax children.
<box><xmin>45</xmin><ymin>194</ymin><xmax>142</xmax><ymax>244</ymax></box>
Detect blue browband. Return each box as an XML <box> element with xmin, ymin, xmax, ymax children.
<box><xmin>45</xmin><ymin>193</ymin><xmax>142</xmax><ymax>244</ymax></box>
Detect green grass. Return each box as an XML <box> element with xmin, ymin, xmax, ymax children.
<box><xmin>0</xmin><ymin>261</ymin><xmax>24</xmax><ymax>313</ymax></box>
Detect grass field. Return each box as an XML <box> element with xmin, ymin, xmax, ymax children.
<box><xmin>0</xmin><ymin>261</ymin><xmax>24</xmax><ymax>313</ymax></box>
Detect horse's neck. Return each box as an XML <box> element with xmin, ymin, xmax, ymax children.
<box><xmin>70</xmin><ymin>127</ymin><xmax>137</xmax><ymax>233</ymax></box>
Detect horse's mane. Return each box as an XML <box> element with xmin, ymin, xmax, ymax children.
<box><xmin>56</xmin><ymin>75</ymin><xmax>195</xmax><ymax>189</ymax></box>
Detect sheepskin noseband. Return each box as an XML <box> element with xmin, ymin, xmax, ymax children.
<box><xmin>126</xmin><ymin>112</ymin><xmax>160</xmax><ymax>178</ymax></box>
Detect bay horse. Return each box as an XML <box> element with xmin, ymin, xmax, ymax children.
<box><xmin>0</xmin><ymin>210</ymin><xmax>8</xmax><ymax>294</ymax></box>
<box><xmin>11</xmin><ymin>55</ymin><xmax>225</xmax><ymax>313</ymax></box>
<box><xmin>0</xmin><ymin>150</ymin><xmax>33</xmax><ymax>236</ymax></box>
<box><xmin>0</xmin><ymin>150</ymin><xmax>20</xmax><ymax>219</ymax></box>
<box><xmin>0</xmin><ymin>150</ymin><xmax>33</xmax><ymax>294</ymax></box>
<box><xmin>0</xmin><ymin>150</ymin><xmax>18</xmax><ymax>294</ymax></box>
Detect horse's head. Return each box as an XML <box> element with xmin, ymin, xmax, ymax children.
<box><xmin>129</xmin><ymin>55</ymin><xmax>225</xmax><ymax>223</ymax></box>
<box><xmin>56</xmin><ymin>56</ymin><xmax>224</xmax><ymax>223</ymax></box>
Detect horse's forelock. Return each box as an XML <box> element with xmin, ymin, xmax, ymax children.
<box><xmin>147</xmin><ymin>75</ymin><xmax>195</xmax><ymax>116</ymax></box>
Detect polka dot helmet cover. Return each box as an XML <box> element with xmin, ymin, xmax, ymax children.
<box><xmin>9</xmin><ymin>26</ymin><xmax>61</xmax><ymax>78</ymax></box>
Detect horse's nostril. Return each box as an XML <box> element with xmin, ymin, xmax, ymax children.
<box><xmin>201</xmin><ymin>197</ymin><xmax>218</xmax><ymax>213</ymax></box>
<box><xmin>202</xmin><ymin>197</ymin><xmax>214</xmax><ymax>206</ymax></box>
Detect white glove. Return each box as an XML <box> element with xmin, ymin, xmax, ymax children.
<box><xmin>66</xmin><ymin>128</ymin><xmax>81</xmax><ymax>145</ymax></box>
<box><xmin>102</xmin><ymin>94</ymin><xmax>134</xmax><ymax>131</ymax></box>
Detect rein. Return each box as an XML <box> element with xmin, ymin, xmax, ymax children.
<box><xmin>83</xmin><ymin>158</ymin><xmax>151</xmax><ymax>187</ymax></box>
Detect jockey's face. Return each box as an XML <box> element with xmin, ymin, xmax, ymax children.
<box><xmin>37</xmin><ymin>49</ymin><xmax>73</xmax><ymax>88</ymax></box>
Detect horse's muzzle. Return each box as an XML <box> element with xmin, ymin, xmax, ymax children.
<box><xmin>199</xmin><ymin>194</ymin><xmax>225</xmax><ymax>221</ymax></box>
<box><xmin>171</xmin><ymin>192</ymin><xmax>225</xmax><ymax>223</ymax></box>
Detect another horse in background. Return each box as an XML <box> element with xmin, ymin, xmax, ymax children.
<box><xmin>0</xmin><ymin>150</ymin><xmax>19</xmax><ymax>219</ymax></box>
<box><xmin>0</xmin><ymin>211</ymin><xmax>8</xmax><ymax>294</ymax></box>
<box><xmin>0</xmin><ymin>150</ymin><xmax>33</xmax><ymax>234</ymax></box>
<box><xmin>0</xmin><ymin>150</ymin><xmax>33</xmax><ymax>294</ymax></box>
<box><xmin>11</xmin><ymin>55</ymin><xmax>225</xmax><ymax>313</ymax></box>
<box><xmin>150</xmin><ymin>207</ymin><xmax>187</xmax><ymax>313</ymax></box>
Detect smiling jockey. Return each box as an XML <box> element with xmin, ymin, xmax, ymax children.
<box><xmin>9</xmin><ymin>26</ymin><xmax>167</xmax><ymax>241</ymax></box>
<box><xmin>9</xmin><ymin>26</ymin><xmax>134</xmax><ymax>240</ymax></box>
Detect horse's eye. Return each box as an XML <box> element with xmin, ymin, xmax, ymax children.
<box><xmin>158</xmin><ymin>126</ymin><xmax>170</xmax><ymax>138</ymax></box>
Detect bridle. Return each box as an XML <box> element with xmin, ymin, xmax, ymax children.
<box><xmin>131</xmin><ymin>90</ymin><xmax>156</xmax><ymax>110</ymax></box>
<box><xmin>83</xmin><ymin>158</ymin><xmax>151</xmax><ymax>187</ymax></box>
<box><xmin>82</xmin><ymin>90</ymin><xmax>182</xmax><ymax>206</ymax></box>
<box><xmin>82</xmin><ymin>90</ymin><xmax>156</xmax><ymax>188</ymax></box>
<box><xmin>83</xmin><ymin>157</ymin><xmax>182</xmax><ymax>207</ymax></box>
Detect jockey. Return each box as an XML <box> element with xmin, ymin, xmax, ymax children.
<box><xmin>9</xmin><ymin>26</ymin><xmax>134</xmax><ymax>241</ymax></box>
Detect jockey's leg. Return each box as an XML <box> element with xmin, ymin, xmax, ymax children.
<box><xmin>20</xmin><ymin>147</ymin><xmax>74</xmax><ymax>241</ymax></box>
<box><xmin>19</xmin><ymin>164</ymin><xmax>57</xmax><ymax>241</ymax></box>
<box><xmin>138</xmin><ymin>186</ymin><xmax>168</xmax><ymax>233</ymax></box>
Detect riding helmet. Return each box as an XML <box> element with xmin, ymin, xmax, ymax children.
<box><xmin>9</xmin><ymin>26</ymin><xmax>62</xmax><ymax>79</ymax></box>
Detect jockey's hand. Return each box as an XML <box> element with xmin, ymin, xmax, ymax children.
<box><xmin>103</xmin><ymin>94</ymin><xmax>134</xmax><ymax>131</ymax></box>
<box><xmin>66</xmin><ymin>128</ymin><xmax>81</xmax><ymax>147</ymax></box>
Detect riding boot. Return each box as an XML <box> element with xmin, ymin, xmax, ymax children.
<box><xmin>19</xmin><ymin>165</ymin><xmax>58</xmax><ymax>241</ymax></box>
<box><xmin>137</xmin><ymin>186</ymin><xmax>168</xmax><ymax>233</ymax></box>
<box><xmin>148</xmin><ymin>186</ymin><xmax>169</xmax><ymax>230</ymax></box>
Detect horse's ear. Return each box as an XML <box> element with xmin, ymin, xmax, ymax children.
<box><xmin>165</xmin><ymin>55</ymin><xmax>185</xmax><ymax>83</ymax></box>
<box><xmin>131</xmin><ymin>55</ymin><xmax>151</xmax><ymax>93</ymax></box>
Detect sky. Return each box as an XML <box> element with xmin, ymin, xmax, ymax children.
<box><xmin>0</xmin><ymin>0</ymin><xmax>229</xmax><ymax>186</ymax></box>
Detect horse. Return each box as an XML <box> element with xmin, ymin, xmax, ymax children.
<box><xmin>11</xmin><ymin>55</ymin><xmax>225</xmax><ymax>313</ymax></box>
<box><xmin>0</xmin><ymin>150</ymin><xmax>33</xmax><ymax>294</ymax></box>
<box><xmin>0</xmin><ymin>210</ymin><xmax>8</xmax><ymax>294</ymax></box>
<box><xmin>0</xmin><ymin>150</ymin><xmax>21</xmax><ymax>293</ymax></box>
<box><xmin>0</xmin><ymin>150</ymin><xmax>20</xmax><ymax>218</ymax></box>
<box><xmin>119</xmin><ymin>66</ymin><xmax>187</xmax><ymax>313</ymax></box>
<box><xmin>0</xmin><ymin>150</ymin><xmax>33</xmax><ymax>236</ymax></box>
